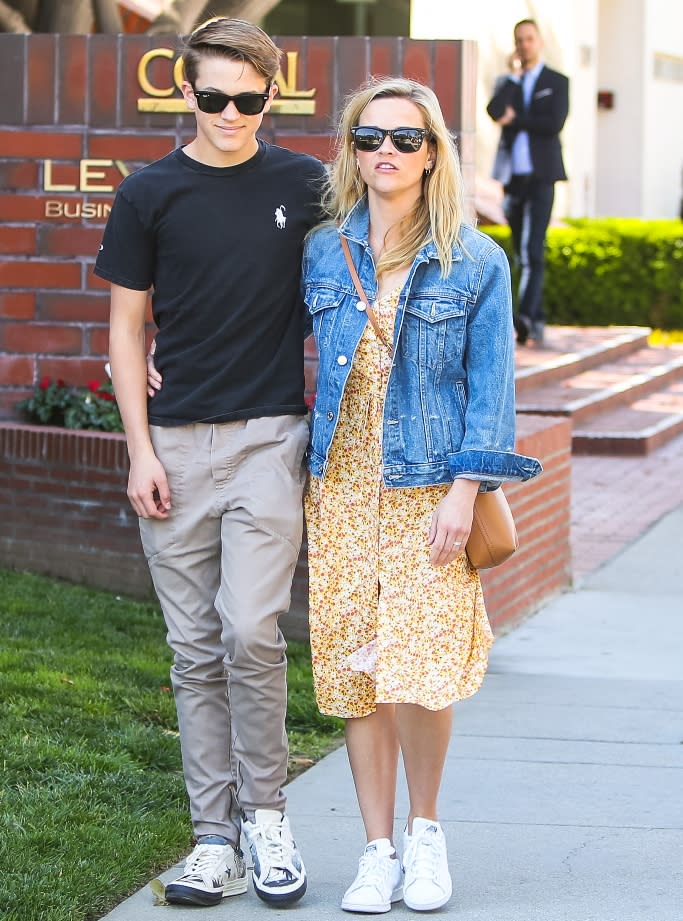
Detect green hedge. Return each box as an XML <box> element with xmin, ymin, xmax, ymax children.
<box><xmin>481</xmin><ymin>219</ymin><xmax>683</xmax><ymax>329</ymax></box>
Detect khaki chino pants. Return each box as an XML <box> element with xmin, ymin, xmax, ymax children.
<box><xmin>139</xmin><ymin>415</ymin><xmax>309</xmax><ymax>843</ymax></box>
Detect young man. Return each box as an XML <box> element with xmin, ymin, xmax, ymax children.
<box><xmin>487</xmin><ymin>18</ymin><xmax>569</xmax><ymax>345</ymax></box>
<box><xmin>95</xmin><ymin>17</ymin><xmax>325</xmax><ymax>908</ymax></box>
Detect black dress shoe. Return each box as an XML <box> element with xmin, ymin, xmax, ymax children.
<box><xmin>514</xmin><ymin>313</ymin><xmax>530</xmax><ymax>345</ymax></box>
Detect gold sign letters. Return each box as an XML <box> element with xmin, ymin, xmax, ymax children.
<box><xmin>42</xmin><ymin>160</ymin><xmax>129</xmax><ymax>219</ymax></box>
<box><xmin>136</xmin><ymin>48</ymin><xmax>316</xmax><ymax>115</ymax></box>
<box><xmin>44</xmin><ymin>159</ymin><xmax>131</xmax><ymax>193</ymax></box>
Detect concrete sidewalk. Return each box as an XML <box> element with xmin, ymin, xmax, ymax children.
<box><xmin>104</xmin><ymin>503</ymin><xmax>683</xmax><ymax>921</ymax></box>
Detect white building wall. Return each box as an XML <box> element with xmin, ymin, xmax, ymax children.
<box><xmin>556</xmin><ymin>0</ymin><xmax>598</xmax><ymax>217</ymax></box>
<box><xmin>412</xmin><ymin>0</ymin><xmax>682</xmax><ymax>219</ymax></box>
<box><xmin>641</xmin><ymin>3</ymin><xmax>683</xmax><ymax>218</ymax></box>
<box><xmin>595</xmin><ymin>0</ymin><xmax>646</xmax><ymax>215</ymax></box>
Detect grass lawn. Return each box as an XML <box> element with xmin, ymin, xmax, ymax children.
<box><xmin>0</xmin><ymin>568</ymin><xmax>343</xmax><ymax>921</ymax></box>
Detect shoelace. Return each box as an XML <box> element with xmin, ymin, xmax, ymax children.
<box><xmin>404</xmin><ymin>828</ymin><xmax>443</xmax><ymax>882</ymax></box>
<box><xmin>352</xmin><ymin>850</ymin><xmax>396</xmax><ymax>893</ymax></box>
<box><xmin>184</xmin><ymin>844</ymin><xmax>225</xmax><ymax>878</ymax></box>
<box><xmin>255</xmin><ymin>820</ymin><xmax>289</xmax><ymax>868</ymax></box>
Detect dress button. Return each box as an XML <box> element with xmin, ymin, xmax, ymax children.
<box><xmin>326</xmin><ymin>411</ymin><xmax>334</xmax><ymax>421</ymax></box>
<box><xmin>355</xmin><ymin>300</ymin><xmax>367</xmax><ymax>311</ymax></box>
<box><xmin>337</xmin><ymin>355</ymin><xmax>348</xmax><ymax>365</ymax></box>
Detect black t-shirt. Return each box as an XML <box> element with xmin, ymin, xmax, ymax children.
<box><xmin>94</xmin><ymin>142</ymin><xmax>325</xmax><ymax>425</ymax></box>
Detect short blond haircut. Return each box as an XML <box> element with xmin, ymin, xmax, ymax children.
<box><xmin>322</xmin><ymin>76</ymin><xmax>467</xmax><ymax>278</ymax></box>
<box><xmin>182</xmin><ymin>17</ymin><xmax>282</xmax><ymax>87</ymax></box>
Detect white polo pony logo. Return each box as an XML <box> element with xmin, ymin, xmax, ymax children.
<box><xmin>275</xmin><ymin>205</ymin><xmax>287</xmax><ymax>229</ymax></box>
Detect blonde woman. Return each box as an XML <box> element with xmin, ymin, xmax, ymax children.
<box><xmin>302</xmin><ymin>77</ymin><xmax>541</xmax><ymax>913</ymax></box>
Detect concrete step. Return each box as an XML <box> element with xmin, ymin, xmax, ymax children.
<box><xmin>516</xmin><ymin>345</ymin><xmax>683</xmax><ymax>424</ymax></box>
<box><xmin>515</xmin><ymin>326</ymin><xmax>651</xmax><ymax>394</ymax></box>
<box><xmin>572</xmin><ymin>379</ymin><xmax>683</xmax><ymax>455</ymax></box>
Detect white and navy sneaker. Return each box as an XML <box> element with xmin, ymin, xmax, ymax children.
<box><xmin>164</xmin><ymin>837</ymin><xmax>248</xmax><ymax>906</ymax></box>
<box><xmin>242</xmin><ymin>809</ymin><xmax>307</xmax><ymax>904</ymax></box>
<box><xmin>341</xmin><ymin>837</ymin><xmax>403</xmax><ymax>913</ymax></box>
<box><xmin>402</xmin><ymin>818</ymin><xmax>452</xmax><ymax>911</ymax></box>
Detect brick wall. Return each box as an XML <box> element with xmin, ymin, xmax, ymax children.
<box><xmin>0</xmin><ymin>414</ymin><xmax>572</xmax><ymax>640</ymax></box>
<box><xmin>481</xmin><ymin>414</ymin><xmax>572</xmax><ymax>632</ymax></box>
<box><xmin>0</xmin><ymin>32</ymin><xmax>477</xmax><ymax>418</ymax></box>
<box><xmin>0</xmin><ymin>422</ymin><xmax>151</xmax><ymax>597</ymax></box>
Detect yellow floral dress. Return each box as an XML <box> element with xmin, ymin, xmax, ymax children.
<box><xmin>305</xmin><ymin>286</ymin><xmax>494</xmax><ymax>719</ymax></box>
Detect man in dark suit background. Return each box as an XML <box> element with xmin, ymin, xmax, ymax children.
<box><xmin>487</xmin><ymin>19</ymin><xmax>569</xmax><ymax>345</ymax></box>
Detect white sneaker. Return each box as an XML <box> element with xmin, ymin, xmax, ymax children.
<box><xmin>164</xmin><ymin>840</ymin><xmax>247</xmax><ymax>906</ymax></box>
<box><xmin>341</xmin><ymin>838</ymin><xmax>403</xmax><ymax>913</ymax></box>
<box><xmin>242</xmin><ymin>809</ymin><xmax>307</xmax><ymax>904</ymax></box>
<box><xmin>402</xmin><ymin>818</ymin><xmax>452</xmax><ymax>911</ymax></box>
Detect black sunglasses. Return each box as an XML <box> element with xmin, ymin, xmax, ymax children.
<box><xmin>351</xmin><ymin>125</ymin><xmax>428</xmax><ymax>153</ymax></box>
<box><xmin>193</xmin><ymin>88</ymin><xmax>270</xmax><ymax>115</ymax></box>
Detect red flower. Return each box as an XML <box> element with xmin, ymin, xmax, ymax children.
<box><xmin>87</xmin><ymin>379</ymin><xmax>101</xmax><ymax>393</ymax></box>
<box><xmin>39</xmin><ymin>376</ymin><xmax>51</xmax><ymax>390</ymax></box>
<box><xmin>98</xmin><ymin>391</ymin><xmax>116</xmax><ymax>401</ymax></box>
<box><xmin>57</xmin><ymin>379</ymin><xmax>65</xmax><ymax>388</ymax></box>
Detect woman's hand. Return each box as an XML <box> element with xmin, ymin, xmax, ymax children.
<box><xmin>428</xmin><ymin>478</ymin><xmax>480</xmax><ymax>566</ymax></box>
<box><xmin>146</xmin><ymin>338</ymin><xmax>162</xmax><ymax>398</ymax></box>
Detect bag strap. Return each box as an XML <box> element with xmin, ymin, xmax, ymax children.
<box><xmin>340</xmin><ymin>234</ymin><xmax>394</xmax><ymax>356</ymax></box>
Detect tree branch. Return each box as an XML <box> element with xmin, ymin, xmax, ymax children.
<box><xmin>211</xmin><ymin>0</ymin><xmax>282</xmax><ymax>22</ymax></box>
<box><xmin>146</xmin><ymin>0</ymin><xmax>282</xmax><ymax>35</ymax></box>
<box><xmin>0</xmin><ymin>0</ymin><xmax>32</xmax><ymax>32</ymax></box>
<box><xmin>36</xmin><ymin>0</ymin><xmax>95</xmax><ymax>33</ymax></box>
<box><xmin>93</xmin><ymin>0</ymin><xmax>122</xmax><ymax>34</ymax></box>
<box><xmin>145</xmin><ymin>0</ymin><xmax>206</xmax><ymax>34</ymax></box>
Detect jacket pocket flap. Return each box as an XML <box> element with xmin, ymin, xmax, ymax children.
<box><xmin>405</xmin><ymin>296</ymin><xmax>467</xmax><ymax>322</ymax></box>
<box><xmin>305</xmin><ymin>286</ymin><xmax>346</xmax><ymax>314</ymax></box>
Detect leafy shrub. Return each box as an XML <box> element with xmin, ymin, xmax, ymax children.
<box><xmin>480</xmin><ymin>218</ymin><xmax>683</xmax><ymax>329</ymax></box>
<box><xmin>16</xmin><ymin>377</ymin><xmax>123</xmax><ymax>432</ymax></box>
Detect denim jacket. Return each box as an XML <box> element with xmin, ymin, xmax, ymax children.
<box><xmin>302</xmin><ymin>198</ymin><xmax>542</xmax><ymax>489</ymax></box>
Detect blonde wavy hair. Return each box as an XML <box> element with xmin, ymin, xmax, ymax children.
<box><xmin>322</xmin><ymin>76</ymin><xmax>467</xmax><ymax>278</ymax></box>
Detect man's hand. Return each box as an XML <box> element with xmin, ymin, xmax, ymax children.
<box><xmin>127</xmin><ymin>450</ymin><xmax>171</xmax><ymax>519</ymax></box>
<box><xmin>428</xmin><ymin>479</ymin><xmax>479</xmax><ymax>567</ymax></box>
<box><xmin>507</xmin><ymin>52</ymin><xmax>522</xmax><ymax>76</ymax></box>
<box><xmin>496</xmin><ymin>105</ymin><xmax>517</xmax><ymax>126</ymax></box>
